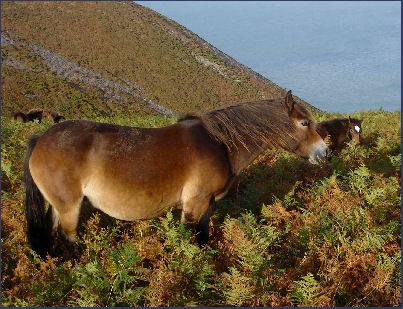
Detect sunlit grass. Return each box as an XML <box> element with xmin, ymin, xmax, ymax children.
<box><xmin>1</xmin><ymin>109</ymin><xmax>400</xmax><ymax>306</ymax></box>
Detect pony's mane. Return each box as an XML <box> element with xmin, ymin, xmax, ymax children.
<box><xmin>320</xmin><ymin>117</ymin><xmax>361</xmax><ymax>127</ymax></box>
<box><xmin>178</xmin><ymin>113</ymin><xmax>200</xmax><ymax>122</ymax></box>
<box><xmin>180</xmin><ymin>98</ymin><xmax>312</xmax><ymax>154</ymax></box>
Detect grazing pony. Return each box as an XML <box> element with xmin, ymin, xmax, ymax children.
<box><xmin>12</xmin><ymin>109</ymin><xmax>43</xmax><ymax>123</ymax></box>
<box><xmin>43</xmin><ymin>110</ymin><xmax>66</xmax><ymax>123</ymax></box>
<box><xmin>13</xmin><ymin>112</ymin><xmax>28</xmax><ymax>122</ymax></box>
<box><xmin>26</xmin><ymin>109</ymin><xmax>44</xmax><ymax>122</ymax></box>
<box><xmin>13</xmin><ymin>109</ymin><xmax>66</xmax><ymax>123</ymax></box>
<box><xmin>52</xmin><ymin>113</ymin><xmax>66</xmax><ymax>123</ymax></box>
<box><xmin>24</xmin><ymin>91</ymin><xmax>328</xmax><ymax>257</ymax></box>
<box><xmin>317</xmin><ymin>116</ymin><xmax>362</xmax><ymax>152</ymax></box>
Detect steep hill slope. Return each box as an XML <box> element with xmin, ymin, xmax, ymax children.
<box><xmin>1</xmin><ymin>1</ymin><xmax>316</xmax><ymax>119</ymax></box>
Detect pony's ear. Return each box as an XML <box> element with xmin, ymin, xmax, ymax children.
<box><xmin>283</xmin><ymin>90</ymin><xmax>294</xmax><ymax>114</ymax></box>
<box><xmin>348</xmin><ymin>116</ymin><xmax>352</xmax><ymax>124</ymax></box>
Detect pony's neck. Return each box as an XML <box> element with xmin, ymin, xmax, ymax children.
<box><xmin>338</xmin><ymin>119</ymin><xmax>350</xmax><ymax>137</ymax></box>
<box><xmin>340</xmin><ymin>119</ymin><xmax>349</xmax><ymax>129</ymax></box>
<box><xmin>228</xmin><ymin>139</ymin><xmax>272</xmax><ymax>175</ymax></box>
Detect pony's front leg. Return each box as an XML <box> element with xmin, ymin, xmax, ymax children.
<box><xmin>195</xmin><ymin>199</ymin><xmax>217</xmax><ymax>245</ymax></box>
<box><xmin>180</xmin><ymin>196</ymin><xmax>213</xmax><ymax>246</ymax></box>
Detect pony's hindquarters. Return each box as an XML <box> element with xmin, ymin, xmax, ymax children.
<box><xmin>24</xmin><ymin>135</ymin><xmax>54</xmax><ymax>257</ymax></box>
<box><xmin>24</xmin><ymin>132</ymin><xmax>84</xmax><ymax>257</ymax></box>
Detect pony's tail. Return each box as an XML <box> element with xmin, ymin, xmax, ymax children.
<box><xmin>24</xmin><ymin>135</ymin><xmax>54</xmax><ymax>258</ymax></box>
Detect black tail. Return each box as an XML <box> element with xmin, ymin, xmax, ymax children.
<box><xmin>24</xmin><ymin>135</ymin><xmax>54</xmax><ymax>257</ymax></box>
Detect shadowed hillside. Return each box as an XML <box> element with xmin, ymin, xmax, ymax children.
<box><xmin>1</xmin><ymin>1</ymin><xmax>316</xmax><ymax>119</ymax></box>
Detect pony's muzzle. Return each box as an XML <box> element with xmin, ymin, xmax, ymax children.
<box><xmin>308</xmin><ymin>140</ymin><xmax>328</xmax><ymax>165</ymax></box>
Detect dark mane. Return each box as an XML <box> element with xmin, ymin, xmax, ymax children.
<box><xmin>180</xmin><ymin>98</ymin><xmax>312</xmax><ymax>155</ymax></box>
<box><xmin>177</xmin><ymin>113</ymin><xmax>201</xmax><ymax>122</ymax></box>
<box><xmin>320</xmin><ymin>117</ymin><xmax>361</xmax><ymax>127</ymax></box>
<box><xmin>347</xmin><ymin>118</ymin><xmax>361</xmax><ymax>126</ymax></box>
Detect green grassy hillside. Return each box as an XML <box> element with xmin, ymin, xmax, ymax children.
<box><xmin>1</xmin><ymin>1</ymin><xmax>314</xmax><ymax>118</ymax></box>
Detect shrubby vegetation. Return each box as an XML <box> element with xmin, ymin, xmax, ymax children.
<box><xmin>1</xmin><ymin>110</ymin><xmax>400</xmax><ymax>306</ymax></box>
<box><xmin>2</xmin><ymin>2</ymin><xmax>399</xmax><ymax>307</ymax></box>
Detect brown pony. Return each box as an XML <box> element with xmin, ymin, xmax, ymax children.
<box><xmin>24</xmin><ymin>91</ymin><xmax>328</xmax><ymax>257</ymax></box>
<box><xmin>13</xmin><ymin>109</ymin><xmax>66</xmax><ymax>124</ymax></box>
<box><xmin>26</xmin><ymin>108</ymin><xmax>44</xmax><ymax>122</ymax></box>
<box><xmin>52</xmin><ymin>114</ymin><xmax>66</xmax><ymax>124</ymax></box>
<box><xmin>13</xmin><ymin>112</ymin><xmax>28</xmax><ymax>122</ymax></box>
<box><xmin>12</xmin><ymin>109</ymin><xmax>43</xmax><ymax>123</ymax></box>
<box><xmin>43</xmin><ymin>110</ymin><xmax>66</xmax><ymax>123</ymax></box>
<box><xmin>317</xmin><ymin>116</ymin><xmax>362</xmax><ymax>152</ymax></box>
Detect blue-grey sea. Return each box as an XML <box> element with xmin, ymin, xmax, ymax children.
<box><xmin>140</xmin><ymin>1</ymin><xmax>401</xmax><ymax>113</ymax></box>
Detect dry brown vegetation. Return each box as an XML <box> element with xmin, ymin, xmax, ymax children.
<box><xmin>1</xmin><ymin>110</ymin><xmax>400</xmax><ymax>307</ymax></box>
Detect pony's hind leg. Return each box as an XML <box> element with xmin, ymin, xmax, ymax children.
<box><xmin>47</xmin><ymin>198</ymin><xmax>83</xmax><ymax>259</ymax></box>
<box><xmin>29</xmin><ymin>169</ymin><xmax>84</xmax><ymax>242</ymax></box>
<box><xmin>51</xmin><ymin>198</ymin><xmax>83</xmax><ymax>242</ymax></box>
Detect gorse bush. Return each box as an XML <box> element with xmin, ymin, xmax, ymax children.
<box><xmin>1</xmin><ymin>110</ymin><xmax>401</xmax><ymax>306</ymax></box>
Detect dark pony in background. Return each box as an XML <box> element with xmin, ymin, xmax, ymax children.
<box><xmin>317</xmin><ymin>116</ymin><xmax>362</xmax><ymax>152</ymax></box>
<box><xmin>24</xmin><ymin>91</ymin><xmax>328</xmax><ymax>257</ymax></box>
<box><xmin>13</xmin><ymin>108</ymin><xmax>44</xmax><ymax>123</ymax></box>
<box><xmin>13</xmin><ymin>109</ymin><xmax>65</xmax><ymax>123</ymax></box>
<box><xmin>13</xmin><ymin>111</ymin><xmax>28</xmax><ymax>123</ymax></box>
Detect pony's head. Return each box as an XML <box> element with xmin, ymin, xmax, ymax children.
<box><xmin>346</xmin><ymin>116</ymin><xmax>362</xmax><ymax>144</ymax></box>
<box><xmin>192</xmin><ymin>91</ymin><xmax>329</xmax><ymax>168</ymax></box>
<box><xmin>282</xmin><ymin>91</ymin><xmax>328</xmax><ymax>164</ymax></box>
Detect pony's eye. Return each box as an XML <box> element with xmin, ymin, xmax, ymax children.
<box><xmin>300</xmin><ymin>120</ymin><xmax>309</xmax><ymax>127</ymax></box>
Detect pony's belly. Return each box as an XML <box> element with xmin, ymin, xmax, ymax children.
<box><xmin>82</xmin><ymin>181</ymin><xmax>180</xmax><ymax>221</ymax></box>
